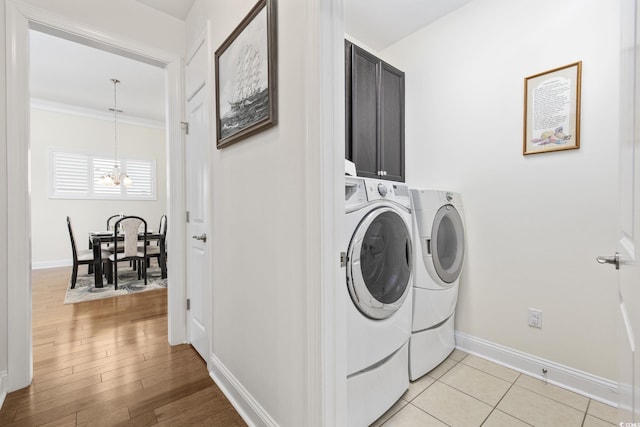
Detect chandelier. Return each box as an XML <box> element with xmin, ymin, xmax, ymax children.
<box><xmin>99</xmin><ymin>78</ymin><xmax>132</xmax><ymax>187</ymax></box>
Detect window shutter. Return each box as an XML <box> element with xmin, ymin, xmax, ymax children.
<box><xmin>124</xmin><ymin>159</ymin><xmax>155</xmax><ymax>199</ymax></box>
<box><xmin>52</xmin><ymin>152</ymin><xmax>89</xmax><ymax>197</ymax></box>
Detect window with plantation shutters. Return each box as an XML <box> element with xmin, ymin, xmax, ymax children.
<box><xmin>51</xmin><ymin>152</ymin><xmax>89</xmax><ymax>197</ymax></box>
<box><xmin>124</xmin><ymin>159</ymin><xmax>155</xmax><ymax>199</ymax></box>
<box><xmin>49</xmin><ymin>149</ymin><xmax>157</xmax><ymax>200</ymax></box>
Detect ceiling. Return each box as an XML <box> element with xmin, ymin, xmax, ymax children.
<box><xmin>345</xmin><ymin>0</ymin><xmax>474</xmax><ymax>51</ymax></box>
<box><xmin>30</xmin><ymin>29</ymin><xmax>166</xmax><ymax>122</ymax></box>
<box><xmin>29</xmin><ymin>1</ymin><xmax>470</xmax><ymax>122</ymax></box>
<box><xmin>29</xmin><ymin>0</ymin><xmax>198</xmax><ymax>123</ymax></box>
<box><xmin>134</xmin><ymin>0</ymin><xmax>196</xmax><ymax>20</ymax></box>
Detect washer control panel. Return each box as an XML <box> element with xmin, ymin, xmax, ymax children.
<box><xmin>364</xmin><ymin>178</ymin><xmax>411</xmax><ymax>208</ymax></box>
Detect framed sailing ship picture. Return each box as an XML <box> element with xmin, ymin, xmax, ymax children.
<box><xmin>215</xmin><ymin>0</ymin><xmax>277</xmax><ymax>149</ymax></box>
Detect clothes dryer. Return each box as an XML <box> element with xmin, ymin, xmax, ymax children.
<box><xmin>409</xmin><ymin>189</ymin><xmax>465</xmax><ymax>381</ymax></box>
<box><xmin>345</xmin><ymin>176</ymin><xmax>413</xmax><ymax>426</ymax></box>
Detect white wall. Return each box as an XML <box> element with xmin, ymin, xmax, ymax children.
<box><xmin>30</xmin><ymin>108</ymin><xmax>167</xmax><ymax>267</ymax></box>
<box><xmin>187</xmin><ymin>1</ymin><xmax>320</xmax><ymax>425</ymax></box>
<box><xmin>382</xmin><ymin>0</ymin><xmax>620</xmax><ymax>380</ymax></box>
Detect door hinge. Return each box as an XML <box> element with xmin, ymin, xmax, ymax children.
<box><xmin>340</xmin><ymin>252</ymin><xmax>347</xmax><ymax>268</ymax></box>
<box><xmin>181</xmin><ymin>121</ymin><xmax>189</xmax><ymax>135</ymax></box>
<box><xmin>187</xmin><ymin>299</ymin><xmax>191</xmax><ymax>310</ymax></box>
<box><xmin>186</xmin><ymin>211</ymin><xmax>190</xmax><ymax>223</ymax></box>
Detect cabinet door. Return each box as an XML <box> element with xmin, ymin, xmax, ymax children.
<box><xmin>350</xmin><ymin>45</ymin><xmax>380</xmax><ymax>179</ymax></box>
<box><xmin>380</xmin><ymin>62</ymin><xmax>405</xmax><ymax>182</ymax></box>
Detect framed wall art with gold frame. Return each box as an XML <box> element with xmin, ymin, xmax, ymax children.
<box><xmin>523</xmin><ymin>61</ymin><xmax>581</xmax><ymax>155</ymax></box>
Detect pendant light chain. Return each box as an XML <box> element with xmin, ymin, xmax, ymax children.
<box><xmin>99</xmin><ymin>78</ymin><xmax>131</xmax><ymax>187</ymax></box>
<box><xmin>112</xmin><ymin>78</ymin><xmax>119</xmax><ymax>168</ymax></box>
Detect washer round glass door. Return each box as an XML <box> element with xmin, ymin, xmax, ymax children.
<box><xmin>347</xmin><ymin>206</ymin><xmax>412</xmax><ymax>319</ymax></box>
<box><xmin>431</xmin><ymin>204</ymin><xmax>465</xmax><ymax>284</ymax></box>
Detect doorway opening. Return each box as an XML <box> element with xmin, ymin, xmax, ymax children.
<box><xmin>6</xmin><ymin>3</ymin><xmax>187</xmax><ymax>392</ymax></box>
<box><xmin>29</xmin><ymin>28</ymin><xmax>168</xmax><ymax>277</ymax></box>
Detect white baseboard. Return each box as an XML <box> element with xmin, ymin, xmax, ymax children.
<box><xmin>455</xmin><ymin>331</ymin><xmax>618</xmax><ymax>407</ymax></box>
<box><xmin>32</xmin><ymin>259</ymin><xmax>71</xmax><ymax>270</ymax></box>
<box><xmin>209</xmin><ymin>353</ymin><xmax>279</xmax><ymax>427</ymax></box>
<box><xmin>0</xmin><ymin>370</ymin><xmax>7</xmax><ymax>410</ymax></box>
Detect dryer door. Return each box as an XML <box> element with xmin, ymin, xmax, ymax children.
<box><xmin>347</xmin><ymin>206</ymin><xmax>412</xmax><ymax>319</ymax></box>
<box><xmin>431</xmin><ymin>205</ymin><xmax>465</xmax><ymax>284</ymax></box>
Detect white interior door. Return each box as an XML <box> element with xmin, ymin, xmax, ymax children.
<box><xmin>615</xmin><ymin>0</ymin><xmax>640</xmax><ymax>421</ymax></box>
<box><xmin>186</xmin><ymin>84</ymin><xmax>209</xmax><ymax>361</ymax></box>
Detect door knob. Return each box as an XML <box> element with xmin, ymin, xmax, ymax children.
<box><xmin>596</xmin><ymin>252</ymin><xmax>619</xmax><ymax>270</ymax></box>
<box><xmin>192</xmin><ymin>233</ymin><xmax>207</xmax><ymax>243</ymax></box>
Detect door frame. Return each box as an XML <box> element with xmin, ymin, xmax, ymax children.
<box><xmin>5</xmin><ymin>0</ymin><xmax>187</xmax><ymax>392</ymax></box>
<box><xmin>304</xmin><ymin>0</ymin><xmax>347</xmax><ymax>424</ymax></box>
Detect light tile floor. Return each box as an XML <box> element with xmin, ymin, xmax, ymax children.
<box><xmin>372</xmin><ymin>350</ymin><xmax>617</xmax><ymax>427</ymax></box>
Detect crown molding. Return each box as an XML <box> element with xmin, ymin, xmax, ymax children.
<box><xmin>31</xmin><ymin>98</ymin><xmax>165</xmax><ymax>129</ymax></box>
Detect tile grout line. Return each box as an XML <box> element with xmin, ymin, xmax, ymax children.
<box><xmin>446</xmin><ymin>360</ymin><xmax>516</xmax><ymax>389</ymax></box>
<box><xmin>513</xmin><ymin>378</ymin><xmax>590</xmax><ymax>414</ymax></box>
<box><xmin>424</xmin><ymin>378</ymin><xmax>494</xmax><ymax>421</ymax></box>
<box><xmin>458</xmin><ymin>356</ymin><xmax>521</xmax><ymax>384</ymax></box>
<box><xmin>478</xmin><ymin>372</ymin><xmax>519</xmax><ymax>426</ymax></box>
<box><xmin>460</xmin><ymin>353</ymin><xmax>593</xmax><ymax>414</ymax></box>
<box><xmin>385</xmin><ymin>351</ymin><xmax>605</xmax><ymax>427</ymax></box>
<box><xmin>422</xmin><ymin>354</ymin><xmax>495</xmax><ymax>425</ymax></box>
<box><xmin>461</xmin><ymin>353</ymin><xmax>598</xmax><ymax>416</ymax></box>
<box><xmin>581</xmin><ymin>399</ymin><xmax>618</xmax><ymax>426</ymax></box>
<box><xmin>403</xmin><ymin>400</ymin><xmax>452</xmax><ymax>427</ymax></box>
<box><xmin>589</xmin><ymin>414</ymin><xmax>618</xmax><ymax>426</ymax></box>
<box><xmin>480</xmin><ymin>372</ymin><xmax>535</xmax><ymax>427</ymax></box>
<box><xmin>580</xmin><ymin>399</ymin><xmax>590</xmax><ymax>426</ymax></box>
<box><xmin>384</xmin><ymin>355</ymin><xmax>463</xmax><ymax>426</ymax></box>
<box><xmin>376</xmin><ymin>399</ymin><xmax>409</xmax><ymax>426</ymax></box>
<box><xmin>436</xmin><ymin>362</ymin><xmax>513</xmax><ymax>410</ymax></box>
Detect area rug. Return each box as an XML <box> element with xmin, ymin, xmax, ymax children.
<box><xmin>64</xmin><ymin>266</ymin><xmax>167</xmax><ymax>304</ymax></box>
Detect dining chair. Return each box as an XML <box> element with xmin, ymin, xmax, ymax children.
<box><xmin>109</xmin><ymin>216</ymin><xmax>148</xmax><ymax>289</ymax></box>
<box><xmin>146</xmin><ymin>214</ymin><xmax>167</xmax><ymax>279</ymax></box>
<box><xmin>67</xmin><ymin>216</ymin><xmax>109</xmax><ymax>289</ymax></box>
<box><xmin>107</xmin><ymin>213</ymin><xmax>140</xmax><ymax>272</ymax></box>
<box><xmin>106</xmin><ymin>214</ymin><xmax>123</xmax><ymax>231</ymax></box>
<box><xmin>103</xmin><ymin>214</ymin><xmax>125</xmax><ymax>253</ymax></box>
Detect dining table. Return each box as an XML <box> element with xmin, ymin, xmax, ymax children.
<box><xmin>89</xmin><ymin>230</ymin><xmax>162</xmax><ymax>288</ymax></box>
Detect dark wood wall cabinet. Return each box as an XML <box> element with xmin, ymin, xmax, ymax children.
<box><xmin>345</xmin><ymin>40</ymin><xmax>405</xmax><ymax>182</ymax></box>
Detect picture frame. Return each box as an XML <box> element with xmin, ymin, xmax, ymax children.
<box><xmin>215</xmin><ymin>0</ymin><xmax>277</xmax><ymax>149</ymax></box>
<box><xmin>523</xmin><ymin>61</ymin><xmax>581</xmax><ymax>155</ymax></box>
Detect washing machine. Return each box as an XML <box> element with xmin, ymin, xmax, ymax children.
<box><xmin>345</xmin><ymin>176</ymin><xmax>413</xmax><ymax>427</ymax></box>
<box><xmin>409</xmin><ymin>189</ymin><xmax>465</xmax><ymax>381</ymax></box>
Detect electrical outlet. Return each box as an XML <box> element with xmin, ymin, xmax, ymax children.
<box><xmin>528</xmin><ymin>308</ymin><xmax>542</xmax><ymax>328</ymax></box>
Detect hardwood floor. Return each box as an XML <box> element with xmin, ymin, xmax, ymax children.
<box><xmin>0</xmin><ymin>267</ymin><xmax>246</xmax><ymax>426</ymax></box>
